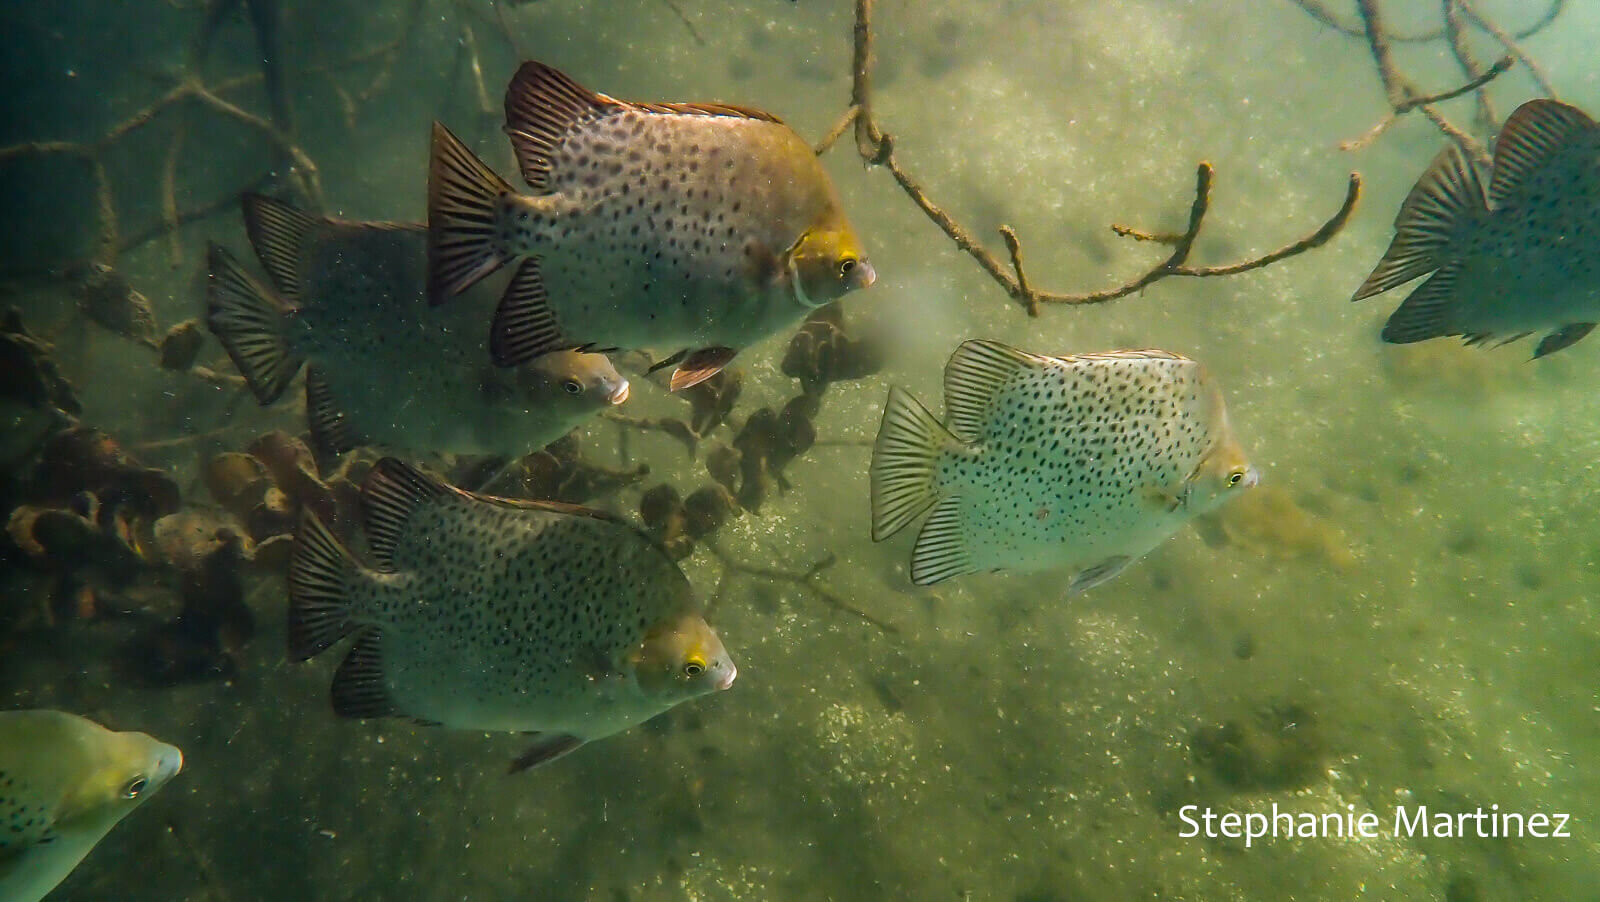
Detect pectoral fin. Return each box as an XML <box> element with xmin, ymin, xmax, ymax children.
<box><xmin>669</xmin><ymin>347</ymin><xmax>737</xmax><ymax>392</ymax></box>
<box><xmin>1068</xmin><ymin>555</ymin><xmax>1132</xmax><ymax>596</ymax></box>
<box><xmin>508</xmin><ymin>733</ymin><xmax>585</xmax><ymax>774</ymax></box>
<box><xmin>1534</xmin><ymin>322</ymin><xmax>1596</xmax><ymax>358</ymax></box>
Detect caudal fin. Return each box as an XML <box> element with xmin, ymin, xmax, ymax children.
<box><xmin>428</xmin><ymin>121</ymin><xmax>515</xmax><ymax>306</ymax></box>
<box><xmin>288</xmin><ymin>510</ymin><xmax>362</xmax><ymax>660</ymax></box>
<box><xmin>870</xmin><ymin>386</ymin><xmax>955</xmax><ymax>541</ymax></box>
<box><xmin>205</xmin><ymin>243</ymin><xmax>304</xmax><ymax>404</ymax></box>
<box><xmin>1351</xmin><ymin>144</ymin><xmax>1485</xmax><ymax>301</ymax></box>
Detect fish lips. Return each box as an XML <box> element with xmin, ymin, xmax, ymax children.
<box><xmin>713</xmin><ymin>660</ymin><xmax>737</xmax><ymax>691</ymax></box>
<box><xmin>608</xmin><ymin>380</ymin><xmax>630</xmax><ymax>405</ymax></box>
<box><xmin>850</xmin><ymin>260</ymin><xmax>877</xmax><ymax>291</ymax></box>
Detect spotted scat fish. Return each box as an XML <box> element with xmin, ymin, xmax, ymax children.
<box><xmin>870</xmin><ymin>340</ymin><xmax>1258</xmax><ymax>591</ymax></box>
<box><xmin>1354</xmin><ymin>99</ymin><xmax>1600</xmax><ymax>357</ymax></box>
<box><xmin>0</xmin><ymin>710</ymin><xmax>183</xmax><ymax>902</ymax></box>
<box><xmin>427</xmin><ymin>60</ymin><xmax>876</xmax><ymax>391</ymax></box>
<box><xmin>206</xmin><ymin>194</ymin><xmax>628</xmax><ymax>458</ymax></box>
<box><xmin>289</xmin><ymin>457</ymin><xmax>736</xmax><ymax>772</ymax></box>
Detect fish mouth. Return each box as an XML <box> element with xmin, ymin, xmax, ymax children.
<box><xmin>852</xmin><ymin>260</ymin><xmax>877</xmax><ymax>290</ymax></box>
<box><xmin>609</xmin><ymin>381</ymin><xmax>630</xmax><ymax>405</ymax></box>
<box><xmin>714</xmin><ymin>661</ymin><xmax>737</xmax><ymax>691</ymax></box>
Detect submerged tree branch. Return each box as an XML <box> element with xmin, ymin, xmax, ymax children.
<box><xmin>818</xmin><ymin>0</ymin><xmax>1359</xmax><ymax>317</ymax></box>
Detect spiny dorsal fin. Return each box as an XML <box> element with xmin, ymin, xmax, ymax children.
<box><xmin>1353</xmin><ymin>144</ymin><xmax>1485</xmax><ymax>302</ymax></box>
<box><xmin>360</xmin><ymin>458</ymin><xmax>455</xmax><ymax>570</ymax></box>
<box><xmin>503</xmin><ymin>61</ymin><xmax>618</xmax><ymax>193</ymax></box>
<box><xmin>628</xmin><ymin>100</ymin><xmax>784</xmax><ymax>124</ymax></box>
<box><xmin>942</xmin><ymin>339</ymin><xmax>1041</xmax><ymax>442</ymax></box>
<box><xmin>241</xmin><ymin>193</ymin><xmax>318</xmax><ymax>304</ymax></box>
<box><xmin>1490</xmin><ymin>100</ymin><xmax>1598</xmax><ymax>210</ymax></box>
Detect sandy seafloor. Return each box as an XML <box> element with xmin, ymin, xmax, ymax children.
<box><xmin>3</xmin><ymin>0</ymin><xmax>1599</xmax><ymax>898</ymax></box>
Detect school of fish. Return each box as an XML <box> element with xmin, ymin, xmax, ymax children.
<box><xmin>15</xmin><ymin>31</ymin><xmax>1599</xmax><ymax>898</ymax></box>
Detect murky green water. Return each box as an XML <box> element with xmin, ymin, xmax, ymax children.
<box><xmin>3</xmin><ymin>1</ymin><xmax>1597</xmax><ymax>899</ymax></box>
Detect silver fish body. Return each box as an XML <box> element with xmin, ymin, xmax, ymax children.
<box><xmin>870</xmin><ymin>340</ymin><xmax>1257</xmax><ymax>592</ymax></box>
<box><xmin>0</xmin><ymin>710</ymin><xmax>183</xmax><ymax>902</ymax></box>
<box><xmin>206</xmin><ymin>195</ymin><xmax>628</xmax><ymax>458</ymax></box>
<box><xmin>289</xmin><ymin>458</ymin><xmax>735</xmax><ymax>771</ymax></box>
<box><xmin>1354</xmin><ymin>99</ymin><xmax>1600</xmax><ymax>357</ymax></box>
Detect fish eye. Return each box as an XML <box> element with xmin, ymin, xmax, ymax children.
<box><xmin>562</xmin><ymin>379</ymin><xmax>582</xmax><ymax>395</ymax></box>
<box><xmin>683</xmin><ymin>657</ymin><xmax>706</xmax><ymax>677</ymax></box>
<box><xmin>121</xmin><ymin>776</ymin><xmax>147</xmax><ymax>800</ymax></box>
<box><xmin>1228</xmin><ymin>470</ymin><xmax>1245</xmax><ymax>487</ymax></box>
<box><xmin>838</xmin><ymin>257</ymin><xmax>857</xmax><ymax>277</ymax></box>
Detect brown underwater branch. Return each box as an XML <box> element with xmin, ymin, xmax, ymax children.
<box><xmin>818</xmin><ymin>0</ymin><xmax>1359</xmax><ymax>318</ymax></box>
<box><xmin>0</xmin><ymin>0</ymin><xmax>437</xmax><ymax>272</ymax></box>
<box><xmin>1298</xmin><ymin>0</ymin><xmax>1565</xmax><ymax>165</ymax></box>
<box><xmin>1287</xmin><ymin>0</ymin><xmax>1566</xmax><ymax>44</ymax></box>
<box><xmin>704</xmin><ymin>542</ymin><xmax>897</xmax><ymax>635</ymax></box>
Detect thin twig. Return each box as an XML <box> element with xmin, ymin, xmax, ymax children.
<box><xmin>706</xmin><ymin>542</ymin><xmax>897</xmax><ymax>635</ymax></box>
<box><xmin>1457</xmin><ymin>0</ymin><xmax>1558</xmax><ymax>100</ymax></box>
<box><xmin>817</xmin><ymin>0</ymin><xmax>1358</xmax><ymax>317</ymax></box>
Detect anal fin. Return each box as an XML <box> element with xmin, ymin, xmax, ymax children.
<box><xmin>1068</xmin><ymin>555</ymin><xmax>1132</xmax><ymax>596</ymax></box>
<box><xmin>490</xmin><ymin>258</ymin><xmax>571</xmax><ymax>367</ymax></box>
<box><xmin>910</xmin><ymin>495</ymin><xmax>976</xmax><ymax>585</ymax></box>
<box><xmin>1380</xmin><ymin>265</ymin><xmax>1462</xmax><ymax>344</ymax></box>
<box><xmin>331</xmin><ymin>629</ymin><xmax>397</xmax><ymax>719</ymax></box>
<box><xmin>305</xmin><ymin>367</ymin><xmax>362</xmax><ymax>456</ymax></box>
<box><xmin>1534</xmin><ymin>322</ymin><xmax>1596</xmax><ymax>358</ymax></box>
<box><xmin>508</xmin><ymin>733</ymin><xmax>585</xmax><ymax>774</ymax></box>
<box><xmin>669</xmin><ymin>347</ymin><xmax>737</xmax><ymax>392</ymax></box>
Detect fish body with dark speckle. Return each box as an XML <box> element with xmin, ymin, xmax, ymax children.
<box><xmin>206</xmin><ymin>195</ymin><xmax>627</xmax><ymax>458</ymax></box>
<box><xmin>288</xmin><ymin>458</ymin><xmax>735</xmax><ymax>771</ymax></box>
<box><xmin>1354</xmin><ymin>99</ymin><xmax>1600</xmax><ymax>358</ymax></box>
<box><xmin>427</xmin><ymin>60</ymin><xmax>875</xmax><ymax>390</ymax></box>
<box><xmin>870</xmin><ymin>340</ymin><xmax>1257</xmax><ymax>592</ymax></box>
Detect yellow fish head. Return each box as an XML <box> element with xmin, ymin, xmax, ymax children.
<box><xmin>1186</xmin><ymin>436</ymin><xmax>1259</xmax><ymax>514</ymax></box>
<box><xmin>632</xmin><ymin>612</ymin><xmax>737</xmax><ymax>699</ymax></box>
<box><xmin>785</xmin><ymin>221</ymin><xmax>876</xmax><ymax>309</ymax></box>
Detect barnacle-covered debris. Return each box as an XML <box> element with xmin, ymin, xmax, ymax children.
<box><xmin>30</xmin><ymin>427</ymin><xmax>181</xmax><ymax>520</ymax></box>
<box><xmin>69</xmin><ymin>261</ymin><xmax>160</xmax><ymax>348</ymax></box>
<box><xmin>120</xmin><ymin>529</ymin><xmax>257</xmax><ymax>686</ymax></box>
<box><xmin>639</xmin><ymin>483</ymin><xmax>693</xmax><ymax>560</ymax></box>
<box><xmin>158</xmin><ymin>319</ymin><xmax>206</xmax><ymax>371</ymax></box>
<box><xmin>730</xmin><ymin>394</ymin><xmax>819</xmax><ymax>512</ymax></box>
<box><xmin>683</xmin><ymin>485</ymin><xmax>736</xmax><ymax>539</ymax></box>
<box><xmin>487</xmin><ymin>434</ymin><xmax>651</xmax><ymax>504</ymax></box>
<box><xmin>6</xmin><ymin>492</ymin><xmax>149</xmax><ymax>623</ymax></box>
<box><xmin>781</xmin><ymin>304</ymin><xmax>886</xmax><ymax>397</ymax></box>
<box><xmin>684</xmin><ymin>369</ymin><xmax>742</xmax><ymax>437</ymax></box>
<box><xmin>0</xmin><ymin>307</ymin><xmax>81</xmax><ymax>471</ymax></box>
<box><xmin>246</xmin><ymin>430</ymin><xmax>339</xmax><ymax>525</ymax></box>
<box><xmin>705</xmin><ymin>444</ymin><xmax>740</xmax><ymax>493</ymax></box>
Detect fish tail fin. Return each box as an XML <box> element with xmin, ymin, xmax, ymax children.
<box><xmin>205</xmin><ymin>242</ymin><xmax>305</xmax><ymax>404</ymax></box>
<box><xmin>1352</xmin><ymin>144</ymin><xmax>1486</xmax><ymax>301</ymax></box>
<box><xmin>871</xmin><ymin>386</ymin><xmax>956</xmax><ymax>541</ymax></box>
<box><xmin>428</xmin><ymin>121</ymin><xmax>516</xmax><ymax>306</ymax></box>
<box><xmin>288</xmin><ymin>509</ymin><xmax>362</xmax><ymax>661</ymax></box>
